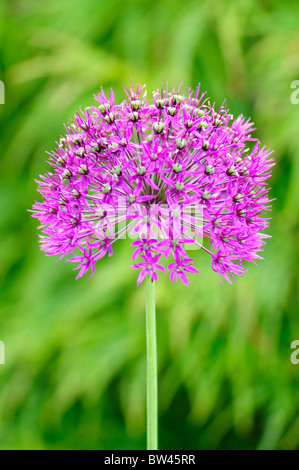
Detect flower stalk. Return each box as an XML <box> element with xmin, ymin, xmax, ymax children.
<box><xmin>146</xmin><ymin>274</ymin><xmax>158</xmax><ymax>450</ymax></box>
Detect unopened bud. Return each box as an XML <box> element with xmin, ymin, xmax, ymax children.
<box><xmin>57</xmin><ymin>157</ymin><xmax>66</xmax><ymax>167</ymax></box>
<box><xmin>108</xmin><ymin>143</ymin><xmax>118</xmax><ymax>152</ymax></box>
<box><xmin>128</xmin><ymin>112</ymin><xmax>139</xmax><ymax>122</ymax></box>
<box><xmin>196</xmin><ymin>109</ymin><xmax>205</xmax><ymax>118</ymax></box>
<box><xmin>155</xmin><ymin>99</ymin><xmax>164</xmax><ymax>109</ymax></box>
<box><xmin>137</xmin><ymin>166</ymin><xmax>146</xmax><ymax>176</ymax></box>
<box><xmin>72</xmin><ymin>189</ymin><xmax>80</xmax><ymax>198</ymax></box>
<box><xmin>62</xmin><ymin>168</ymin><xmax>71</xmax><ymax>179</ymax></box>
<box><xmin>131</xmin><ymin>100</ymin><xmax>141</xmax><ymax>110</ymax></box>
<box><xmin>112</xmin><ymin>165</ymin><xmax>121</xmax><ymax>175</ymax></box>
<box><xmin>238</xmin><ymin>208</ymin><xmax>246</xmax><ymax>217</ymax></box>
<box><xmin>167</xmin><ymin>107</ymin><xmax>176</xmax><ymax>116</ymax></box>
<box><xmin>176</xmin><ymin>138</ymin><xmax>187</xmax><ymax>149</ymax></box>
<box><xmin>127</xmin><ymin>194</ymin><xmax>136</xmax><ymax>203</ymax></box>
<box><xmin>78</xmin><ymin>164</ymin><xmax>88</xmax><ymax>175</ymax></box>
<box><xmin>76</xmin><ymin>147</ymin><xmax>85</xmax><ymax>157</ymax></box>
<box><xmin>70</xmin><ymin>218</ymin><xmax>79</xmax><ymax>226</ymax></box>
<box><xmin>104</xmin><ymin>112</ymin><xmax>115</xmax><ymax>124</ymax></box>
<box><xmin>205</xmin><ymin>165</ymin><xmax>215</xmax><ymax>175</ymax></box>
<box><xmin>97</xmin><ymin>208</ymin><xmax>105</xmax><ymax>218</ymax></box>
<box><xmin>99</xmin><ymin>103</ymin><xmax>110</xmax><ymax>114</ymax></box>
<box><xmin>102</xmin><ymin>183</ymin><xmax>111</xmax><ymax>194</ymax></box>
<box><xmin>89</xmin><ymin>144</ymin><xmax>100</xmax><ymax>153</ymax></box>
<box><xmin>202</xmin><ymin>190</ymin><xmax>211</xmax><ymax>200</ymax></box>
<box><xmin>227</xmin><ymin>166</ymin><xmax>236</xmax><ymax>176</ymax></box>
<box><xmin>173</xmin><ymin>163</ymin><xmax>183</xmax><ymax>173</ymax></box>
<box><xmin>197</xmin><ymin>120</ymin><xmax>208</xmax><ymax>131</ymax></box>
<box><xmin>153</xmin><ymin>122</ymin><xmax>164</xmax><ymax>134</ymax></box>
<box><xmin>175</xmin><ymin>182</ymin><xmax>184</xmax><ymax>191</ymax></box>
<box><xmin>172</xmin><ymin>94</ymin><xmax>183</xmax><ymax>104</ymax></box>
<box><xmin>202</xmin><ymin>140</ymin><xmax>209</xmax><ymax>151</ymax></box>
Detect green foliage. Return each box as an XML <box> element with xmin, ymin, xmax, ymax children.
<box><xmin>0</xmin><ymin>0</ymin><xmax>298</xmax><ymax>450</ymax></box>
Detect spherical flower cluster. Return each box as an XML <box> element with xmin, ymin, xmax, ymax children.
<box><xmin>32</xmin><ymin>84</ymin><xmax>274</xmax><ymax>285</ymax></box>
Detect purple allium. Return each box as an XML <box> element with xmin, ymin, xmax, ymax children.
<box><xmin>32</xmin><ymin>84</ymin><xmax>274</xmax><ymax>285</ymax></box>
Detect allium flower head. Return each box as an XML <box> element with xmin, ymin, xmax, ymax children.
<box><xmin>32</xmin><ymin>83</ymin><xmax>274</xmax><ymax>285</ymax></box>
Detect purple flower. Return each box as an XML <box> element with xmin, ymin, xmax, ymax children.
<box><xmin>32</xmin><ymin>83</ymin><xmax>274</xmax><ymax>285</ymax></box>
<box><xmin>167</xmin><ymin>252</ymin><xmax>200</xmax><ymax>286</ymax></box>
<box><xmin>131</xmin><ymin>254</ymin><xmax>165</xmax><ymax>286</ymax></box>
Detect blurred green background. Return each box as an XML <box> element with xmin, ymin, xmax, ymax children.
<box><xmin>0</xmin><ymin>0</ymin><xmax>298</xmax><ymax>450</ymax></box>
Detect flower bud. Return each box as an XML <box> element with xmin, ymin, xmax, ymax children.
<box><xmin>196</xmin><ymin>109</ymin><xmax>205</xmax><ymax>118</ymax></box>
<box><xmin>172</xmin><ymin>94</ymin><xmax>183</xmax><ymax>104</ymax></box>
<box><xmin>175</xmin><ymin>182</ymin><xmax>184</xmax><ymax>191</ymax></box>
<box><xmin>97</xmin><ymin>208</ymin><xmax>105</xmax><ymax>218</ymax></box>
<box><xmin>98</xmin><ymin>104</ymin><xmax>106</xmax><ymax>113</ymax></box>
<box><xmin>76</xmin><ymin>147</ymin><xmax>85</xmax><ymax>157</ymax></box>
<box><xmin>57</xmin><ymin>157</ymin><xmax>66</xmax><ymax>167</ymax></box>
<box><xmin>89</xmin><ymin>143</ymin><xmax>100</xmax><ymax>153</ymax></box>
<box><xmin>78</xmin><ymin>164</ymin><xmax>88</xmax><ymax>175</ymax></box>
<box><xmin>131</xmin><ymin>100</ymin><xmax>141</xmax><ymax>110</ymax></box>
<box><xmin>197</xmin><ymin>121</ymin><xmax>208</xmax><ymax>131</ymax></box>
<box><xmin>167</xmin><ymin>107</ymin><xmax>176</xmax><ymax>116</ymax></box>
<box><xmin>202</xmin><ymin>190</ymin><xmax>211</xmax><ymax>200</ymax></box>
<box><xmin>185</xmin><ymin>120</ymin><xmax>193</xmax><ymax>129</ymax></box>
<box><xmin>137</xmin><ymin>166</ymin><xmax>146</xmax><ymax>176</ymax></box>
<box><xmin>72</xmin><ymin>136</ymin><xmax>81</xmax><ymax>145</ymax></box>
<box><xmin>108</xmin><ymin>143</ymin><xmax>119</xmax><ymax>152</ymax></box>
<box><xmin>237</xmin><ymin>208</ymin><xmax>246</xmax><ymax>217</ymax></box>
<box><xmin>127</xmin><ymin>194</ymin><xmax>136</xmax><ymax>203</ymax></box>
<box><xmin>227</xmin><ymin>166</ymin><xmax>236</xmax><ymax>176</ymax></box>
<box><xmin>99</xmin><ymin>103</ymin><xmax>110</xmax><ymax>114</ymax></box>
<box><xmin>104</xmin><ymin>112</ymin><xmax>115</xmax><ymax>124</ymax></box>
<box><xmin>112</xmin><ymin>165</ymin><xmax>121</xmax><ymax>175</ymax></box>
<box><xmin>205</xmin><ymin>165</ymin><xmax>215</xmax><ymax>175</ymax></box>
<box><xmin>153</xmin><ymin>122</ymin><xmax>164</xmax><ymax>134</ymax></box>
<box><xmin>202</xmin><ymin>140</ymin><xmax>209</xmax><ymax>151</ymax></box>
<box><xmin>62</xmin><ymin>168</ymin><xmax>72</xmax><ymax>179</ymax></box>
<box><xmin>155</xmin><ymin>99</ymin><xmax>164</xmax><ymax>109</ymax></box>
<box><xmin>128</xmin><ymin>112</ymin><xmax>139</xmax><ymax>122</ymax></box>
<box><xmin>70</xmin><ymin>218</ymin><xmax>79</xmax><ymax>226</ymax></box>
<box><xmin>102</xmin><ymin>183</ymin><xmax>111</xmax><ymax>194</ymax></box>
<box><xmin>72</xmin><ymin>189</ymin><xmax>80</xmax><ymax>198</ymax></box>
<box><xmin>176</xmin><ymin>138</ymin><xmax>187</xmax><ymax>149</ymax></box>
<box><xmin>173</xmin><ymin>163</ymin><xmax>183</xmax><ymax>173</ymax></box>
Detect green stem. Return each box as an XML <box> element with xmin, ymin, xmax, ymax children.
<box><xmin>146</xmin><ymin>275</ymin><xmax>158</xmax><ymax>450</ymax></box>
